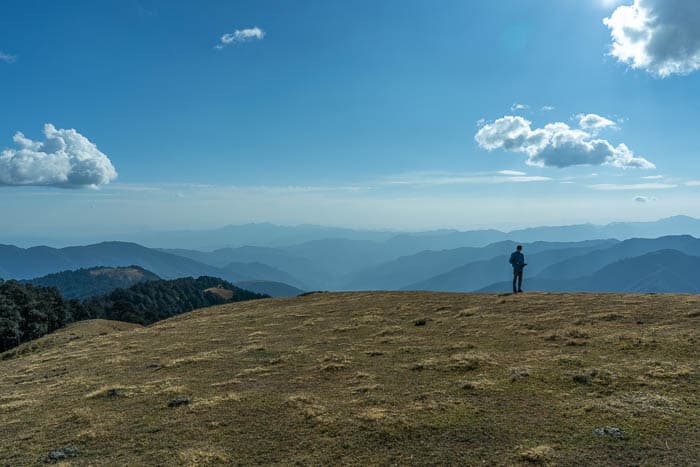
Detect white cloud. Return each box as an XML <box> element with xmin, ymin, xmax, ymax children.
<box><xmin>0</xmin><ymin>124</ymin><xmax>117</xmax><ymax>188</ymax></box>
<box><xmin>0</xmin><ymin>51</ymin><xmax>16</xmax><ymax>63</ymax></box>
<box><xmin>589</xmin><ymin>183</ymin><xmax>676</xmax><ymax>191</ymax></box>
<box><xmin>508</xmin><ymin>176</ymin><xmax>551</xmax><ymax>182</ymax></box>
<box><xmin>642</xmin><ymin>174</ymin><xmax>663</xmax><ymax>180</ymax></box>
<box><xmin>603</xmin><ymin>0</ymin><xmax>700</xmax><ymax>77</ymax></box>
<box><xmin>634</xmin><ymin>195</ymin><xmax>648</xmax><ymax>202</ymax></box>
<box><xmin>685</xmin><ymin>181</ymin><xmax>700</xmax><ymax>186</ymax></box>
<box><xmin>382</xmin><ymin>171</ymin><xmax>551</xmax><ymax>186</ymax></box>
<box><xmin>215</xmin><ymin>27</ymin><xmax>265</xmax><ymax>49</ymax></box>
<box><xmin>576</xmin><ymin>113</ymin><xmax>616</xmax><ymax>132</ymax></box>
<box><xmin>510</xmin><ymin>103</ymin><xmax>529</xmax><ymax>112</ymax></box>
<box><xmin>541</xmin><ymin>106</ymin><xmax>555</xmax><ymax>111</ymax></box>
<box><xmin>474</xmin><ymin>115</ymin><xmax>654</xmax><ymax>169</ymax></box>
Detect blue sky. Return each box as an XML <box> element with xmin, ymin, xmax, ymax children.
<box><xmin>1</xmin><ymin>0</ymin><xmax>700</xmax><ymax>236</ymax></box>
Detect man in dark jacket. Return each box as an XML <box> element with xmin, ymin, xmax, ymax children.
<box><xmin>509</xmin><ymin>245</ymin><xmax>526</xmax><ymax>293</ymax></box>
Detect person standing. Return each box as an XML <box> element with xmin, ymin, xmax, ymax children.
<box><xmin>509</xmin><ymin>245</ymin><xmax>526</xmax><ymax>293</ymax></box>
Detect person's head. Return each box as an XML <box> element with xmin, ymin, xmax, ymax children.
<box><xmin>516</xmin><ymin>245</ymin><xmax>522</xmax><ymax>251</ymax></box>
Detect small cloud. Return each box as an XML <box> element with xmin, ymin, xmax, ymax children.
<box><xmin>476</xmin><ymin>118</ymin><xmax>486</xmax><ymax>128</ymax></box>
<box><xmin>589</xmin><ymin>183</ymin><xmax>676</xmax><ymax>191</ymax></box>
<box><xmin>0</xmin><ymin>124</ymin><xmax>117</xmax><ymax>188</ymax></box>
<box><xmin>507</xmin><ymin>175</ymin><xmax>551</xmax><ymax>182</ymax></box>
<box><xmin>685</xmin><ymin>181</ymin><xmax>700</xmax><ymax>187</ymax></box>
<box><xmin>642</xmin><ymin>174</ymin><xmax>663</xmax><ymax>180</ymax></box>
<box><xmin>497</xmin><ymin>170</ymin><xmax>527</xmax><ymax>176</ymax></box>
<box><xmin>576</xmin><ymin>113</ymin><xmax>617</xmax><ymax>132</ymax></box>
<box><xmin>541</xmin><ymin>105</ymin><xmax>555</xmax><ymax>111</ymax></box>
<box><xmin>510</xmin><ymin>103</ymin><xmax>529</xmax><ymax>112</ymax></box>
<box><xmin>215</xmin><ymin>27</ymin><xmax>265</xmax><ymax>49</ymax></box>
<box><xmin>0</xmin><ymin>51</ymin><xmax>16</xmax><ymax>63</ymax></box>
<box><xmin>634</xmin><ymin>195</ymin><xmax>657</xmax><ymax>203</ymax></box>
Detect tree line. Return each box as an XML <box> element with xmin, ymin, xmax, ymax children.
<box><xmin>0</xmin><ymin>276</ymin><xmax>267</xmax><ymax>353</ymax></box>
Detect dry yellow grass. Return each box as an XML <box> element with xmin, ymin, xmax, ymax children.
<box><xmin>1</xmin><ymin>292</ymin><xmax>699</xmax><ymax>465</ymax></box>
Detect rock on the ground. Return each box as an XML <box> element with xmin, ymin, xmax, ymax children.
<box><xmin>44</xmin><ymin>446</ymin><xmax>79</xmax><ymax>463</ymax></box>
<box><xmin>168</xmin><ymin>396</ymin><xmax>191</xmax><ymax>408</ymax></box>
<box><xmin>593</xmin><ymin>427</ymin><xmax>624</xmax><ymax>437</ymax></box>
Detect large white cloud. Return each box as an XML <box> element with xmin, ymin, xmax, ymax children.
<box><xmin>0</xmin><ymin>124</ymin><xmax>117</xmax><ymax>188</ymax></box>
<box><xmin>603</xmin><ymin>0</ymin><xmax>700</xmax><ymax>77</ymax></box>
<box><xmin>474</xmin><ymin>114</ymin><xmax>654</xmax><ymax>169</ymax></box>
<box><xmin>215</xmin><ymin>27</ymin><xmax>265</xmax><ymax>49</ymax></box>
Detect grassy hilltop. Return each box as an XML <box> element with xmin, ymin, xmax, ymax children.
<box><xmin>1</xmin><ymin>292</ymin><xmax>699</xmax><ymax>465</ymax></box>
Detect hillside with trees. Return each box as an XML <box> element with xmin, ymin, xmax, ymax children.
<box><xmin>24</xmin><ymin>266</ymin><xmax>161</xmax><ymax>299</ymax></box>
<box><xmin>0</xmin><ymin>277</ymin><xmax>266</xmax><ymax>353</ymax></box>
<box><xmin>81</xmin><ymin>276</ymin><xmax>266</xmax><ymax>325</ymax></box>
<box><xmin>0</xmin><ymin>280</ymin><xmax>82</xmax><ymax>353</ymax></box>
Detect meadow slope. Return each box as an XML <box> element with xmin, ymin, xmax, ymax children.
<box><xmin>1</xmin><ymin>292</ymin><xmax>699</xmax><ymax>465</ymax></box>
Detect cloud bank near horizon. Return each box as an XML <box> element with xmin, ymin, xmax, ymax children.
<box><xmin>604</xmin><ymin>0</ymin><xmax>700</xmax><ymax>77</ymax></box>
<box><xmin>474</xmin><ymin>114</ymin><xmax>654</xmax><ymax>169</ymax></box>
<box><xmin>0</xmin><ymin>124</ymin><xmax>117</xmax><ymax>188</ymax></box>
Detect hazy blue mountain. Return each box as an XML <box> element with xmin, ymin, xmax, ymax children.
<box><xmin>537</xmin><ymin>235</ymin><xmax>700</xmax><ymax>280</ymax></box>
<box><xmin>479</xmin><ymin>249</ymin><xmax>700</xmax><ymax>294</ymax></box>
<box><xmin>116</xmin><ymin>223</ymin><xmax>398</xmax><ymax>250</ymax></box>
<box><xmin>382</xmin><ymin>229</ymin><xmax>509</xmax><ymax>252</ymax></box>
<box><xmin>235</xmin><ymin>280</ymin><xmax>305</xmax><ymax>298</ymax></box>
<box><xmin>24</xmin><ymin>266</ymin><xmax>161</xmax><ymax>299</ymax></box>
<box><xmin>0</xmin><ymin>242</ymin><xmax>219</xmax><ymax>280</ymax></box>
<box><xmin>280</xmin><ymin>239</ymin><xmax>406</xmax><ymax>284</ymax></box>
<box><xmin>9</xmin><ymin>215</ymin><xmax>700</xmax><ymax>251</ymax></box>
<box><xmin>578</xmin><ymin>249</ymin><xmax>700</xmax><ymax>293</ymax></box>
<box><xmin>0</xmin><ymin>244</ymin><xmax>74</xmax><ymax>279</ymax></box>
<box><xmin>344</xmin><ymin>239</ymin><xmax>617</xmax><ymax>290</ymax></box>
<box><xmin>509</xmin><ymin>216</ymin><xmax>700</xmax><ymax>243</ymax></box>
<box><xmin>220</xmin><ymin>262</ymin><xmax>307</xmax><ymax>290</ymax></box>
<box><xmin>161</xmin><ymin>246</ymin><xmax>323</xmax><ymax>288</ymax></box>
<box><xmin>0</xmin><ymin>242</ymin><xmax>305</xmax><ymax>288</ymax></box>
<box><xmin>401</xmin><ymin>242</ymin><xmax>618</xmax><ymax>292</ymax></box>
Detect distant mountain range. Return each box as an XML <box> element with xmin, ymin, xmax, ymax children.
<box><xmin>8</xmin><ymin>215</ymin><xmax>700</xmax><ymax>251</ymax></box>
<box><xmin>4</xmin><ymin>222</ymin><xmax>700</xmax><ymax>295</ymax></box>
<box><xmin>478</xmin><ymin>249</ymin><xmax>700</xmax><ymax>294</ymax></box>
<box><xmin>0</xmin><ymin>242</ymin><xmax>223</xmax><ymax>280</ymax></box>
<box><xmin>0</xmin><ymin>242</ymin><xmax>307</xmax><ymax>290</ymax></box>
<box><xmin>402</xmin><ymin>242</ymin><xmax>618</xmax><ymax>293</ymax></box>
<box><xmin>119</xmin><ymin>215</ymin><xmax>700</xmax><ymax>249</ymax></box>
<box><xmin>344</xmin><ymin>239</ymin><xmax>617</xmax><ymax>290</ymax></box>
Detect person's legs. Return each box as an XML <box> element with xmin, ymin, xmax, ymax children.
<box><xmin>517</xmin><ymin>270</ymin><xmax>523</xmax><ymax>292</ymax></box>
<box><xmin>512</xmin><ymin>270</ymin><xmax>518</xmax><ymax>293</ymax></box>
